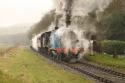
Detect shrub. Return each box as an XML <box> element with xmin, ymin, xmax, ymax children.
<box><xmin>101</xmin><ymin>11</ymin><xmax>125</xmax><ymax>41</ymax></box>
<box><xmin>101</xmin><ymin>40</ymin><xmax>125</xmax><ymax>55</ymax></box>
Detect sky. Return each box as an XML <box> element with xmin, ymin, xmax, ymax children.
<box><xmin>0</xmin><ymin>0</ymin><xmax>54</xmax><ymax>27</ymax></box>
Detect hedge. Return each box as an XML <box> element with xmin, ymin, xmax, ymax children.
<box><xmin>101</xmin><ymin>40</ymin><xmax>125</xmax><ymax>55</ymax></box>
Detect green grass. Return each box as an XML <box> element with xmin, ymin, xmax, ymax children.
<box><xmin>85</xmin><ymin>53</ymin><xmax>125</xmax><ymax>70</ymax></box>
<box><xmin>0</xmin><ymin>44</ymin><xmax>12</xmax><ymax>53</ymax></box>
<box><xmin>0</xmin><ymin>48</ymin><xmax>6</xmax><ymax>53</ymax></box>
<box><xmin>0</xmin><ymin>70</ymin><xmax>22</xmax><ymax>83</ymax></box>
<box><xmin>0</xmin><ymin>47</ymin><xmax>94</xmax><ymax>83</ymax></box>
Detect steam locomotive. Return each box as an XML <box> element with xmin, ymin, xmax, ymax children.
<box><xmin>31</xmin><ymin>0</ymin><xmax>101</xmax><ymax>63</ymax></box>
<box><xmin>31</xmin><ymin>27</ymin><xmax>86</xmax><ymax>63</ymax></box>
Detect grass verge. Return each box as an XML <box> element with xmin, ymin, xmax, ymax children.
<box><xmin>0</xmin><ymin>70</ymin><xmax>22</xmax><ymax>83</ymax></box>
<box><xmin>84</xmin><ymin>53</ymin><xmax>125</xmax><ymax>72</ymax></box>
<box><xmin>0</xmin><ymin>47</ymin><xmax>94</xmax><ymax>83</ymax></box>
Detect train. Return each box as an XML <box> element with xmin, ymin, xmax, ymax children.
<box><xmin>30</xmin><ymin>0</ymin><xmax>101</xmax><ymax>63</ymax></box>
<box><xmin>31</xmin><ymin>27</ymin><xmax>102</xmax><ymax>63</ymax></box>
<box><xmin>30</xmin><ymin>0</ymin><xmax>104</xmax><ymax>63</ymax></box>
<box><xmin>31</xmin><ymin>27</ymin><xmax>90</xmax><ymax>63</ymax></box>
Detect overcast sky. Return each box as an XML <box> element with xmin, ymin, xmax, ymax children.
<box><xmin>0</xmin><ymin>0</ymin><xmax>54</xmax><ymax>27</ymax></box>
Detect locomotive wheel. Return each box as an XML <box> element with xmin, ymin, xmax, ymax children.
<box><xmin>69</xmin><ymin>58</ymin><xmax>78</xmax><ymax>63</ymax></box>
<box><xmin>64</xmin><ymin>53</ymin><xmax>78</xmax><ymax>63</ymax></box>
<box><xmin>57</xmin><ymin>54</ymin><xmax>62</xmax><ymax>61</ymax></box>
<box><xmin>49</xmin><ymin>50</ymin><xmax>53</xmax><ymax>57</ymax></box>
<box><xmin>51</xmin><ymin>50</ymin><xmax>57</xmax><ymax>60</ymax></box>
<box><xmin>63</xmin><ymin>55</ymin><xmax>72</xmax><ymax>62</ymax></box>
<box><xmin>56</xmin><ymin>55</ymin><xmax>59</xmax><ymax>61</ymax></box>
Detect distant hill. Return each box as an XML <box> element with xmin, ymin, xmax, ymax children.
<box><xmin>0</xmin><ymin>23</ymin><xmax>32</xmax><ymax>45</ymax></box>
<box><xmin>0</xmin><ymin>33</ymin><xmax>29</xmax><ymax>45</ymax></box>
<box><xmin>0</xmin><ymin>23</ymin><xmax>32</xmax><ymax>36</ymax></box>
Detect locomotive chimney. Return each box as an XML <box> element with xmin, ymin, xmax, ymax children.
<box><xmin>54</xmin><ymin>14</ymin><xmax>59</xmax><ymax>30</ymax></box>
<box><xmin>65</xmin><ymin>0</ymin><xmax>73</xmax><ymax>27</ymax></box>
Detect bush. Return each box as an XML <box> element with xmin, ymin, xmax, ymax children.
<box><xmin>102</xmin><ymin>40</ymin><xmax>125</xmax><ymax>55</ymax></box>
<box><xmin>100</xmin><ymin>11</ymin><xmax>125</xmax><ymax>41</ymax></box>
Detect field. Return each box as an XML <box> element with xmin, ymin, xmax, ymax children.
<box><xmin>84</xmin><ymin>53</ymin><xmax>125</xmax><ymax>72</ymax></box>
<box><xmin>0</xmin><ymin>46</ymin><xmax>94</xmax><ymax>83</ymax></box>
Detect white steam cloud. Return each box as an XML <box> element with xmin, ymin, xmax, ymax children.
<box><xmin>31</xmin><ymin>0</ymin><xmax>113</xmax><ymax>60</ymax></box>
<box><xmin>51</xmin><ymin>0</ymin><xmax>113</xmax><ymax>58</ymax></box>
<box><xmin>54</xmin><ymin>0</ymin><xmax>112</xmax><ymax>16</ymax></box>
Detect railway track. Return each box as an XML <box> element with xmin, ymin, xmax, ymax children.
<box><xmin>32</xmin><ymin>48</ymin><xmax>125</xmax><ymax>83</ymax></box>
<box><xmin>63</xmin><ymin>62</ymin><xmax>114</xmax><ymax>83</ymax></box>
<box><xmin>65</xmin><ymin>62</ymin><xmax>125</xmax><ymax>83</ymax></box>
<box><xmin>79</xmin><ymin>61</ymin><xmax>125</xmax><ymax>80</ymax></box>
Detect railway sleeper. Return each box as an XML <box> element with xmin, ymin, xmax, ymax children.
<box><xmin>81</xmin><ymin>62</ymin><xmax>125</xmax><ymax>79</ymax></box>
<box><xmin>70</xmin><ymin>66</ymin><xmax>114</xmax><ymax>83</ymax></box>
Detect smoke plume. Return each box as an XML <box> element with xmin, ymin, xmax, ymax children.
<box><xmin>51</xmin><ymin>0</ymin><xmax>113</xmax><ymax>58</ymax></box>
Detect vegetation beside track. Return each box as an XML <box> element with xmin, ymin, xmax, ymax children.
<box><xmin>0</xmin><ymin>46</ymin><xmax>94</xmax><ymax>83</ymax></box>
<box><xmin>0</xmin><ymin>70</ymin><xmax>22</xmax><ymax>83</ymax></box>
<box><xmin>84</xmin><ymin>53</ymin><xmax>125</xmax><ymax>72</ymax></box>
<box><xmin>0</xmin><ymin>48</ymin><xmax>6</xmax><ymax>53</ymax></box>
